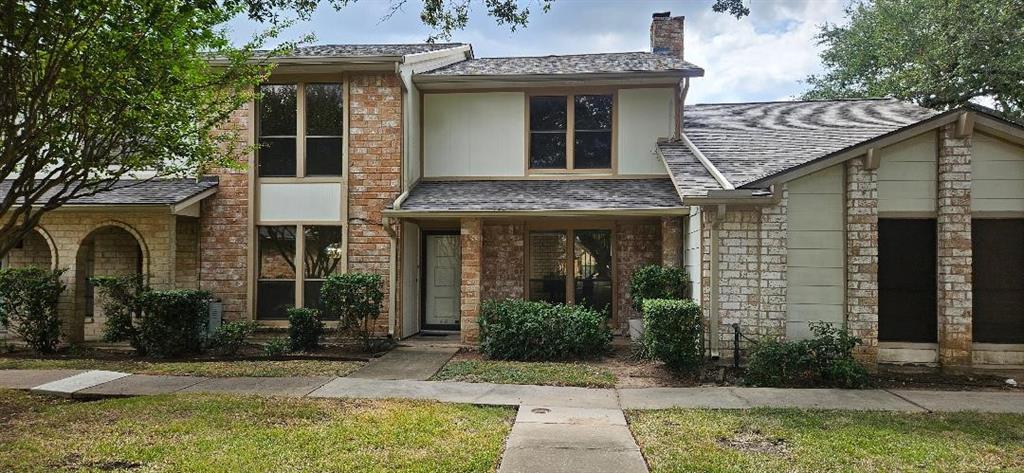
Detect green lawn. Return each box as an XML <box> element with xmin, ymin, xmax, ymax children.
<box><xmin>0</xmin><ymin>389</ymin><xmax>514</xmax><ymax>472</ymax></box>
<box><xmin>431</xmin><ymin>359</ymin><xmax>617</xmax><ymax>388</ymax></box>
<box><xmin>0</xmin><ymin>357</ymin><xmax>364</xmax><ymax>377</ymax></box>
<box><xmin>628</xmin><ymin>408</ymin><xmax>1024</xmax><ymax>472</ymax></box>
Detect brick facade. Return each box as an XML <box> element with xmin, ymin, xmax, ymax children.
<box><xmin>614</xmin><ymin>221</ymin><xmax>662</xmax><ymax>332</ymax></box>
<box><xmin>936</xmin><ymin>123</ymin><xmax>974</xmax><ymax>369</ymax></box>
<box><xmin>846</xmin><ymin>157</ymin><xmax>880</xmax><ymax>364</ymax></box>
<box><xmin>660</xmin><ymin>216</ymin><xmax>683</xmax><ymax>268</ymax></box>
<box><xmin>460</xmin><ymin>218</ymin><xmax>483</xmax><ymax>343</ymax></box>
<box><xmin>482</xmin><ymin>223</ymin><xmax>525</xmax><ymax>301</ymax></box>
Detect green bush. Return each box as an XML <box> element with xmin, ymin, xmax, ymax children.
<box><xmin>287</xmin><ymin>307</ymin><xmax>324</xmax><ymax>352</ymax></box>
<box><xmin>642</xmin><ymin>299</ymin><xmax>704</xmax><ymax>372</ymax></box>
<box><xmin>0</xmin><ymin>268</ymin><xmax>66</xmax><ymax>353</ymax></box>
<box><xmin>745</xmin><ymin>322</ymin><xmax>868</xmax><ymax>388</ymax></box>
<box><xmin>478</xmin><ymin>299</ymin><xmax>611</xmax><ymax>361</ymax></box>
<box><xmin>135</xmin><ymin>290</ymin><xmax>211</xmax><ymax>358</ymax></box>
<box><xmin>207</xmin><ymin>321</ymin><xmax>258</xmax><ymax>356</ymax></box>
<box><xmin>628</xmin><ymin>265</ymin><xmax>691</xmax><ymax>312</ymax></box>
<box><xmin>264</xmin><ymin>337</ymin><xmax>289</xmax><ymax>357</ymax></box>
<box><xmin>320</xmin><ymin>272</ymin><xmax>384</xmax><ymax>350</ymax></box>
<box><xmin>92</xmin><ymin>274</ymin><xmax>147</xmax><ymax>351</ymax></box>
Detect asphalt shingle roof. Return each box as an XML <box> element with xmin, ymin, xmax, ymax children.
<box><xmin>399</xmin><ymin>179</ymin><xmax>683</xmax><ymax>212</ymax></box>
<box><xmin>420</xmin><ymin>52</ymin><xmax>703</xmax><ymax>76</ymax></box>
<box><xmin>0</xmin><ymin>178</ymin><xmax>218</xmax><ymax>206</ymax></box>
<box><xmin>656</xmin><ymin>139</ymin><xmax>724</xmax><ymax>197</ymax></box>
<box><xmin>257</xmin><ymin>43</ymin><xmax>466</xmax><ymax>58</ymax></box>
<box><xmin>683</xmin><ymin>99</ymin><xmax>940</xmax><ymax>188</ymax></box>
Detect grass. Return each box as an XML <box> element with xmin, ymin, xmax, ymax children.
<box><xmin>0</xmin><ymin>357</ymin><xmax>364</xmax><ymax>378</ymax></box>
<box><xmin>431</xmin><ymin>359</ymin><xmax>617</xmax><ymax>388</ymax></box>
<box><xmin>628</xmin><ymin>408</ymin><xmax>1024</xmax><ymax>472</ymax></box>
<box><xmin>0</xmin><ymin>389</ymin><xmax>514</xmax><ymax>472</ymax></box>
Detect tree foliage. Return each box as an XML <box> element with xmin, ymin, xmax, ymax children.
<box><xmin>804</xmin><ymin>0</ymin><xmax>1024</xmax><ymax>121</ymax></box>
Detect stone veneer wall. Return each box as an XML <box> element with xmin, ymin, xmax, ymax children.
<box><xmin>481</xmin><ymin>223</ymin><xmax>525</xmax><ymax>301</ymax></box>
<box><xmin>460</xmin><ymin>218</ymin><xmax>483</xmax><ymax>344</ymax></box>
<box><xmin>846</xmin><ymin>158</ymin><xmax>880</xmax><ymax>364</ymax></box>
<box><xmin>615</xmin><ymin>221</ymin><xmax>662</xmax><ymax>333</ymax></box>
<box><xmin>936</xmin><ymin>123</ymin><xmax>974</xmax><ymax>369</ymax></box>
<box><xmin>347</xmin><ymin>73</ymin><xmax>404</xmax><ymax>334</ymax></box>
<box><xmin>2</xmin><ymin>230</ymin><xmax>52</xmax><ymax>269</ymax></box>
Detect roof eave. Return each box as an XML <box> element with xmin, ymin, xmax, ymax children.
<box><xmin>413</xmin><ymin>69</ymin><xmax>702</xmax><ymax>88</ymax></box>
<box><xmin>382</xmin><ymin>207</ymin><xmax>690</xmax><ymax>218</ymax></box>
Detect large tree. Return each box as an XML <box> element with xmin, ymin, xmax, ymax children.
<box><xmin>804</xmin><ymin>0</ymin><xmax>1024</xmax><ymax>121</ymax></box>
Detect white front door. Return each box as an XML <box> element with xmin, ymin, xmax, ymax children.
<box><xmin>424</xmin><ymin>234</ymin><xmax>461</xmax><ymax>329</ymax></box>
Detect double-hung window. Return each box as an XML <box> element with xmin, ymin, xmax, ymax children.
<box><xmin>258</xmin><ymin>83</ymin><xmax>344</xmax><ymax>177</ymax></box>
<box><xmin>528</xmin><ymin>94</ymin><xmax>614</xmax><ymax>171</ymax></box>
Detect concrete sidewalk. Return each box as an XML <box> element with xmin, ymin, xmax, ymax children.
<box><xmin>2</xmin><ymin>369</ymin><xmax>1022</xmax><ymax>413</ymax></box>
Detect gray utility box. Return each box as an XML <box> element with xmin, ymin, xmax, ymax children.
<box><xmin>207</xmin><ymin>299</ymin><xmax>224</xmax><ymax>334</ymax></box>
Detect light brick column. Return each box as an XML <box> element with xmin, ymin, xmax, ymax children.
<box><xmin>846</xmin><ymin>157</ymin><xmax>879</xmax><ymax>365</ymax></box>
<box><xmin>937</xmin><ymin>124</ymin><xmax>973</xmax><ymax>369</ymax></box>
<box><xmin>660</xmin><ymin>216</ymin><xmax>683</xmax><ymax>268</ymax></box>
<box><xmin>460</xmin><ymin>218</ymin><xmax>483</xmax><ymax>344</ymax></box>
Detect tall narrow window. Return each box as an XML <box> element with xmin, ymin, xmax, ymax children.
<box><xmin>529</xmin><ymin>96</ymin><xmax>567</xmax><ymax>169</ymax></box>
<box><xmin>574</xmin><ymin>230</ymin><xmax>612</xmax><ymax>311</ymax></box>
<box><xmin>573</xmin><ymin>95</ymin><xmax>613</xmax><ymax>169</ymax></box>
<box><xmin>303</xmin><ymin>225</ymin><xmax>344</xmax><ymax>317</ymax></box>
<box><xmin>257</xmin><ymin>226</ymin><xmax>297</xmax><ymax>319</ymax></box>
<box><xmin>258</xmin><ymin>85</ymin><xmax>297</xmax><ymax>177</ymax></box>
<box><xmin>305</xmin><ymin>83</ymin><xmax>344</xmax><ymax>176</ymax></box>
<box><xmin>529</xmin><ymin>231</ymin><xmax>568</xmax><ymax>303</ymax></box>
<box><xmin>972</xmin><ymin>219</ymin><xmax>1024</xmax><ymax>343</ymax></box>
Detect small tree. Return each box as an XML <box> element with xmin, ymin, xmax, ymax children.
<box><xmin>0</xmin><ymin>268</ymin><xmax>66</xmax><ymax>353</ymax></box>
<box><xmin>92</xmin><ymin>274</ymin><xmax>148</xmax><ymax>352</ymax></box>
<box><xmin>628</xmin><ymin>265</ymin><xmax>691</xmax><ymax>313</ymax></box>
<box><xmin>320</xmin><ymin>273</ymin><xmax>384</xmax><ymax>351</ymax></box>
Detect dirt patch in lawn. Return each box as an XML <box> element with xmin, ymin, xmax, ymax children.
<box><xmin>717</xmin><ymin>426</ymin><xmax>791</xmax><ymax>457</ymax></box>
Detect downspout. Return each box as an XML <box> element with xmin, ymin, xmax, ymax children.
<box><xmin>383</xmin><ymin>215</ymin><xmax>398</xmax><ymax>337</ymax></box>
<box><xmin>709</xmin><ymin>204</ymin><xmax>727</xmax><ymax>359</ymax></box>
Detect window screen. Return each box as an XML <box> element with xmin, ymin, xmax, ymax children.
<box><xmin>573</xmin><ymin>95</ymin><xmax>612</xmax><ymax>169</ymax></box>
<box><xmin>972</xmin><ymin>219</ymin><xmax>1024</xmax><ymax>344</ymax></box>
<box><xmin>529</xmin><ymin>231</ymin><xmax>567</xmax><ymax>303</ymax></box>
<box><xmin>878</xmin><ymin>219</ymin><xmax>937</xmax><ymax>342</ymax></box>
<box><xmin>529</xmin><ymin>96</ymin><xmax>567</xmax><ymax>169</ymax></box>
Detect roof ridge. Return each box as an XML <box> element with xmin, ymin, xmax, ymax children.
<box><xmin>464</xmin><ymin>51</ymin><xmax>656</xmax><ymax>60</ymax></box>
<box><xmin>687</xmin><ymin>97</ymin><xmax>898</xmax><ymax>107</ymax></box>
<box><xmin>679</xmin><ymin>133</ymin><xmax>734</xmax><ymax>190</ymax></box>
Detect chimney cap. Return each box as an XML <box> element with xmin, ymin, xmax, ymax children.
<box><xmin>652</xmin><ymin>11</ymin><xmax>671</xmax><ymax>18</ymax></box>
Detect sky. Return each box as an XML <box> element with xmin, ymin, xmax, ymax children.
<box><xmin>222</xmin><ymin>0</ymin><xmax>852</xmax><ymax>104</ymax></box>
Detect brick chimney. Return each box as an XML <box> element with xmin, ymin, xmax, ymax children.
<box><xmin>650</xmin><ymin>12</ymin><xmax>685</xmax><ymax>60</ymax></box>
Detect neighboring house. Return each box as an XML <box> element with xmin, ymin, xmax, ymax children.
<box><xmin>3</xmin><ymin>12</ymin><xmax>1023</xmax><ymax>372</ymax></box>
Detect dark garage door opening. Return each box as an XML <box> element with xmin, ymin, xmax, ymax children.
<box><xmin>972</xmin><ymin>219</ymin><xmax>1024</xmax><ymax>344</ymax></box>
<box><xmin>879</xmin><ymin>219</ymin><xmax>937</xmax><ymax>342</ymax></box>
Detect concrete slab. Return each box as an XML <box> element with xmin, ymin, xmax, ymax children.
<box><xmin>76</xmin><ymin>375</ymin><xmax>207</xmax><ymax>398</ymax></box>
<box><xmin>349</xmin><ymin>346</ymin><xmax>458</xmax><ymax>381</ymax></box>
<box><xmin>310</xmin><ymin>378</ymin><xmax>494</xmax><ymax>404</ymax></box>
<box><xmin>182</xmin><ymin>376</ymin><xmax>332</xmax><ymax>397</ymax></box>
<box><xmin>0</xmin><ymin>369</ymin><xmax>85</xmax><ymax>389</ymax></box>
<box><xmin>31</xmin><ymin>370</ymin><xmax>130</xmax><ymax>397</ymax></box>
<box><xmin>891</xmin><ymin>390</ymin><xmax>1024</xmax><ymax>413</ymax></box>
<box><xmin>504</xmin><ymin>423</ymin><xmax>640</xmax><ymax>451</ymax></box>
<box><xmin>475</xmin><ymin>384</ymin><xmax>620</xmax><ymax>409</ymax></box>
<box><xmin>618</xmin><ymin>387</ymin><xmax>751</xmax><ymax>410</ymax></box>
<box><xmin>516</xmin><ymin>405</ymin><xmax>627</xmax><ymax>425</ymax></box>
<box><xmin>731</xmin><ymin>388</ymin><xmax>924</xmax><ymax>412</ymax></box>
<box><xmin>498</xmin><ymin>448</ymin><xmax>648</xmax><ymax>473</ymax></box>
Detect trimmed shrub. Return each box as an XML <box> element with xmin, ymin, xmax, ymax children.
<box><xmin>628</xmin><ymin>265</ymin><xmax>691</xmax><ymax>312</ymax></box>
<box><xmin>92</xmin><ymin>274</ymin><xmax>147</xmax><ymax>351</ymax></box>
<box><xmin>0</xmin><ymin>267</ymin><xmax>66</xmax><ymax>353</ymax></box>
<box><xmin>287</xmin><ymin>307</ymin><xmax>324</xmax><ymax>352</ymax></box>
<box><xmin>135</xmin><ymin>290</ymin><xmax>211</xmax><ymax>358</ymax></box>
<box><xmin>207</xmin><ymin>321</ymin><xmax>258</xmax><ymax>356</ymax></box>
<box><xmin>642</xmin><ymin>299</ymin><xmax>704</xmax><ymax>372</ymax></box>
<box><xmin>264</xmin><ymin>337</ymin><xmax>289</xmax><ymax>357</ymax></box>
<box><xmin>478</xmin><ymin>299</ymin><xmax>611</xmax><ymax>361</ymax></box>
<box><xmin>745</xmin><ymin>322</ymin><xmax>868</xmax><ymax>388</ymax></box>
<box><xmin>320</xmin><ymin>272</ymin><xmax>384</xmax><ymax>350</ymax></box>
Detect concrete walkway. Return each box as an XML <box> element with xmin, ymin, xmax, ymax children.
<box><xmin>348</xmin><ymin>346</ymin><xmax>458</xmax><ymax>381</ymax></box>
<box><xmin>2</xmin><ymin>369</ymin><xmax>1023</xmax><ymax>413</ymax></box>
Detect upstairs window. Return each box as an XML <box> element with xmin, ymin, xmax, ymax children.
<box><xmin>528</xmin><ymin>94</ymin><xmax>613</xmax><ymax>171</ymax></box>
<box><xmin>258</xmin><ymin>82</ymin><xmax>344</xmax><ymax>177</ymax></box>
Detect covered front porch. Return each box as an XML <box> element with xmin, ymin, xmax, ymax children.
<box><xmin>386</xmin><ymin>178</ymin><xmax>698</xmax><ymax>344</ymax></box>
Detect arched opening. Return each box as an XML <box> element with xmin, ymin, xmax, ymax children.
<box><xmin>75</xmin><ymin>225</ymin><xmax>145</xmax><ymax>341</ymax></box>
<box><xmin>0</xmin><ymin>228</ymin><xmax>55</xmax><ymax>270</ymax></box>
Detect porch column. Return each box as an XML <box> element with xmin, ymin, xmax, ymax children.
<box><xmin>460</xmin><ymin>218</ymin><xmax>483</xmax><ymax>344</ymax></box>
<box><xmin>937</xmin><ymin>123</ymin><xmax>974</xmax><ymax>370</ymax></box>
<box><xmin>846</xmin><ymin>157</ymin><xmax>879</xmax><ymax>366</ymax></box>
<box><xmin>660</xmin><ymin>216</ymin><xmax>683</xmax><ymax>268</ymax></box>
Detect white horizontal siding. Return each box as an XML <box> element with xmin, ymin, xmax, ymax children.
<box><xmin>878</xmin><ymin>132</ymin><xmax>937</xmax><ymax>213</ymax></box>
<box><xmin>684</xmin><ymin>206</ymin><xmax>701</xmax><ymax>300</ymax></box>
<box><xmin>972</xmin><ymin>133</ymin><xmax>1024</xmax><ymax>212</ymax></box>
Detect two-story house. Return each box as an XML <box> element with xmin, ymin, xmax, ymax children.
<box><xmin>5</xmin><ymin>12</ymin><xmax>1024</xmax><ymax>373</ymax></box>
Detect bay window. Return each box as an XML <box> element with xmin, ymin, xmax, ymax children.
<box><xmin>528</xmin><ymin>227</ymin><xmax>613</xmax><ymax>313</ymax></box>
<box><xmin>528</xmin><ymin>93</ymin><xmax>614</xmax><ymax>171</ymax></box>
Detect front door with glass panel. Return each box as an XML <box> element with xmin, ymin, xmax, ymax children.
<box><xmin>423</xmin><ymin>233</ymin><xmax>461</xmax><ymax>330</ymax></box>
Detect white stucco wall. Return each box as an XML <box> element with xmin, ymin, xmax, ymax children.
<box><xmin>972</xmin><ymin>132</ymin><xmax>1024</xmax><ymax>212</ymax></box>
<box><xmin>786</xmin><ymin>164</ymin><xmax>845</xmax><ymax>340</ymax></box>
<box><xmin>423</xmin><ymin>92</ymin><xmax>526</xmax><ymax>177</ymax></box>
<box><xmin>617</xmin><ymin>88</ymin><xmax>674</xmax><ymax>175</ymax></box>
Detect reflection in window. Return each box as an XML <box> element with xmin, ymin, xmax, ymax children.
<box><xmin>303</xmin><ymin>226</ymin><xmax>344</xmax><ymax>317</ymax></box>
<box><xmin>305</xmin><ymin>83</ymin><xmax>344</xmax><ymax>176</ymax></box>
<box><xmin>258</xmin><ymin>85</ymin><xmax>297</xmax><ymax>177</ymax></box>
<box><xmin>574</xmin><ymin>95</ymin><xmax>613</xmax><ymax>169</ymax></box>
<box><xmin>529</xmin><ymin>231</ymin><xmax>567</xmax><ymax>303</ymax></box>
<box><xmin>257</xmin><ymin>226</ymin><xmax>296</xmax><ymax>319</ymax></box>
<box><xmin>574</xmin><ymin>230</ymin><xmax>612</xmax><ymax>311</ymax></box>
<box><xmin>529</xmin><ymin>96</ymin><xmax>567</xmax><ymax>169</ymax></box>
